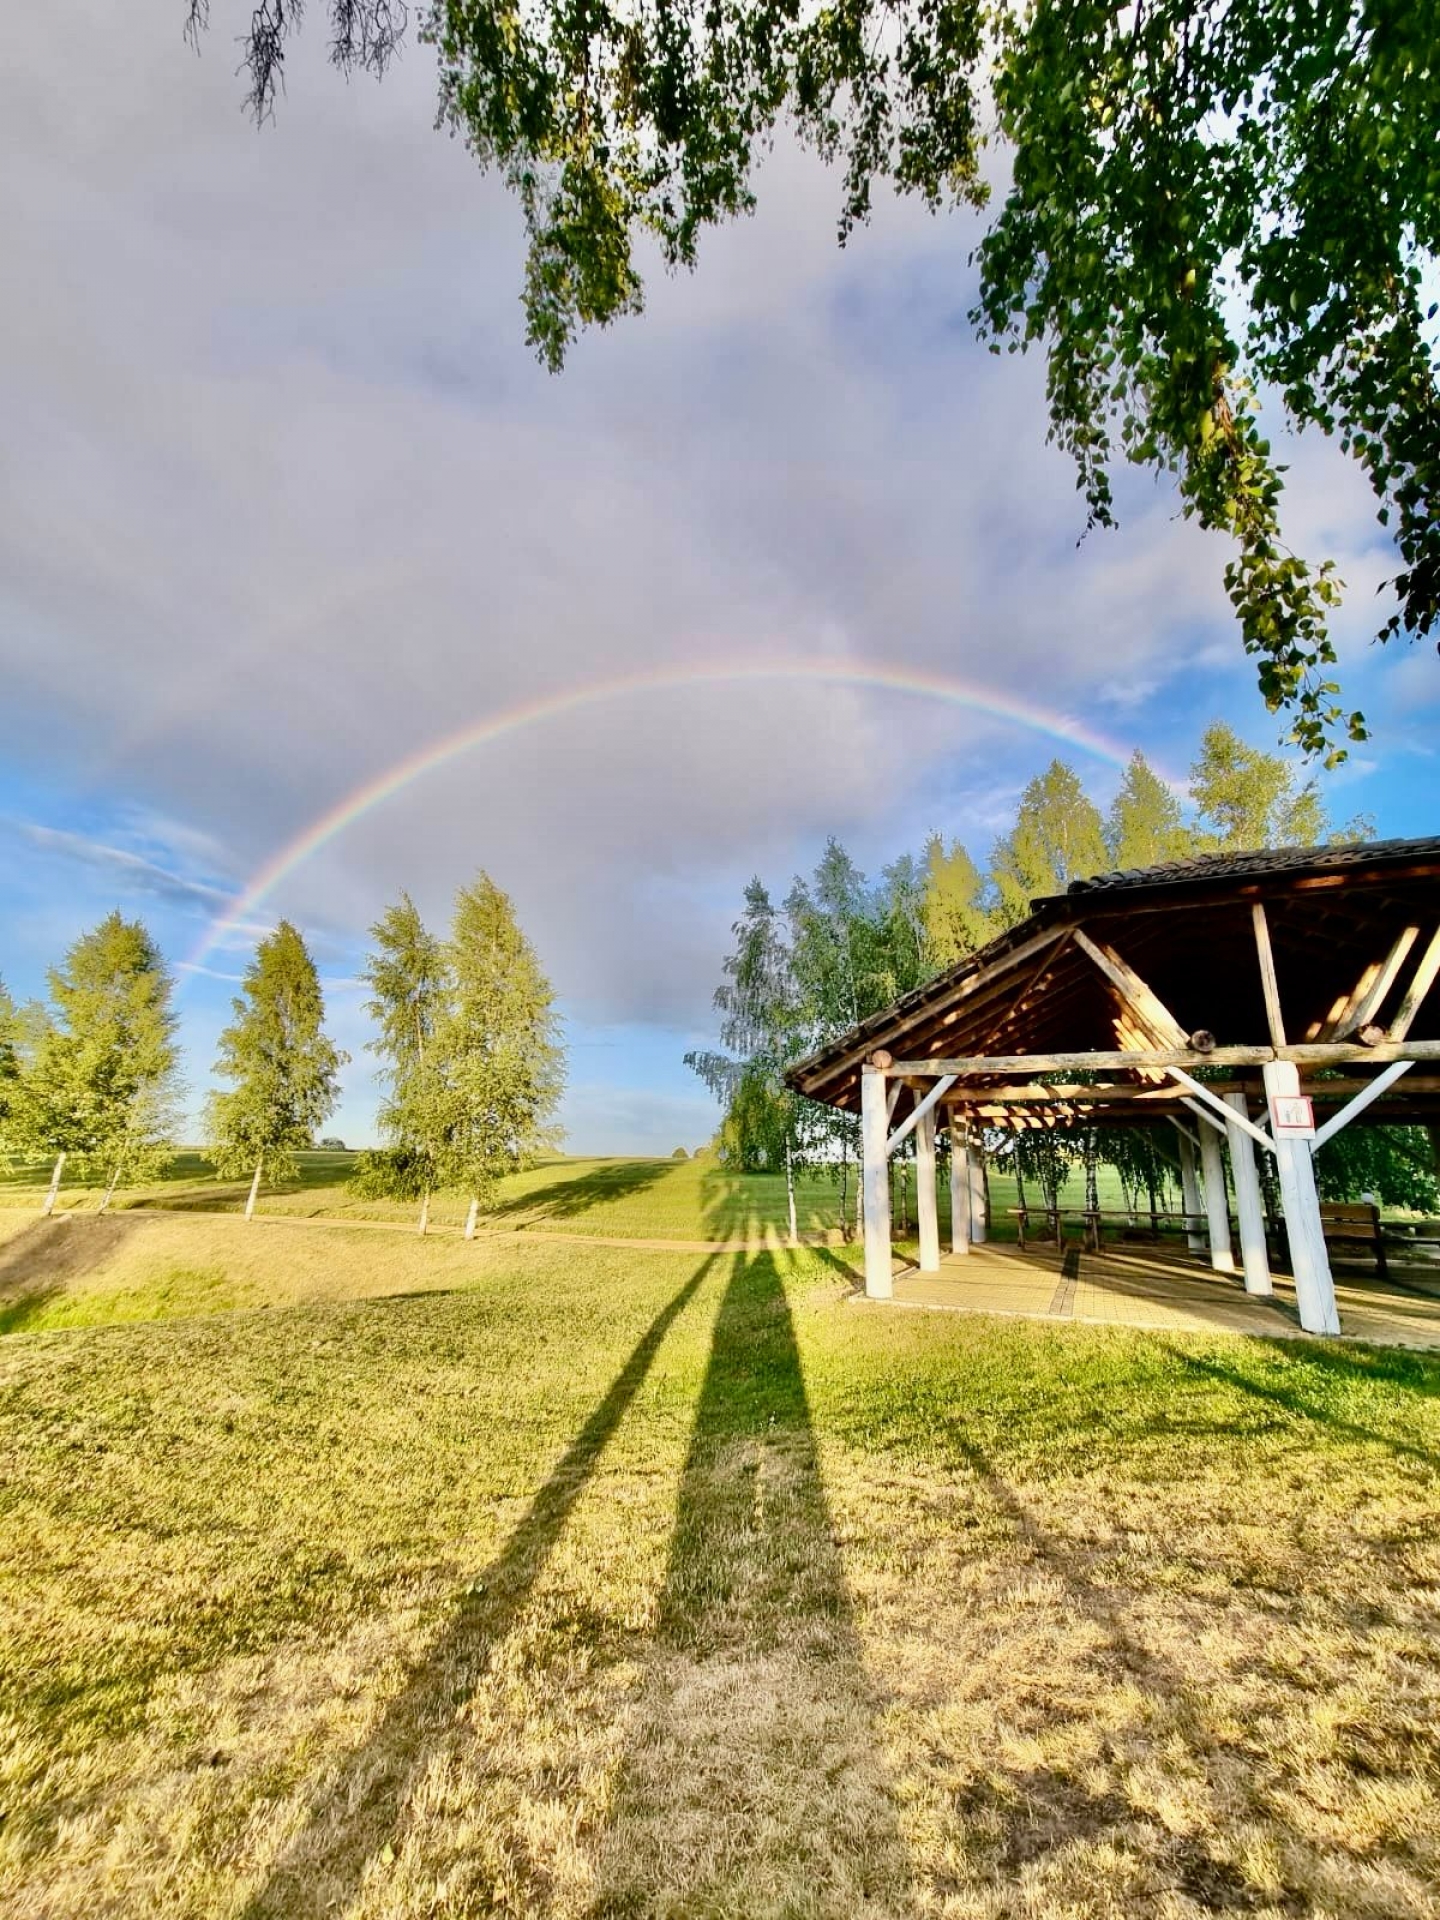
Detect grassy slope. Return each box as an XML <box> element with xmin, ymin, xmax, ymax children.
<box><xmin>0</xmin><ymin>1147</ymin><xmax>1117</xmax><ymax>1242</ymax></box>
<box><xmin>1</xmin><ymin>1214</ymin><xmax>1439</xmax><ymax>1916</ymax></box>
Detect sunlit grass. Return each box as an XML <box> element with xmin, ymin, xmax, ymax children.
<box><xmin>1</xmin><ymin>1218</ymin><xmax>1438</xmax><ymax>1916</ymax></box>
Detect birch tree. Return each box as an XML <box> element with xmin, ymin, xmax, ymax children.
<box><xmin>206</xmin><ymin>922</ymin><xmax>346</xmax><ymax>1218</ymax></box>
<box><xmin>686</xmin><ymin>877</ymin><xmax>808</xmax><ymax>1241</ymax></box>
<box><xmin>1105</xmin><ymin>754</ymin><xmax>1194</xmax><ymax>871</ymax></box>
<box><xmin>9</xmin><ymin>916</ymin><xmax>181</xmax><ymax>1213</ymax></box>
<box><xmin>990</xmin><ymin>761</ymin><xmax>1109</xmax><ymax>926</ymax></box>
<box><xmin>0</xmin><ymin>977</ymin><xmax>18</xmax><ymax>1150</ymax></box>
<box><xmin>440</xmin><ymin>875</ymin><xmax>565</xmax><ymax>1235</ymax></box>
<box><xmin>357</xmin><ymin>894</ymin><xmax>450</xmax><ymax>1234</ymax></box>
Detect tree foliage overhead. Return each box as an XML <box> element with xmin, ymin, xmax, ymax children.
<box><xmin>188</xmin><ymin>0</ymin><xmax>1438</xmax><ymax>755</ymax></box>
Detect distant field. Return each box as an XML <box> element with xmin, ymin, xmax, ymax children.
<box><xmin>1</xmin><ymin>1216</ymin><xmax>1438</xmax><ymax>1918</ymax></box>
<box><xmin>0</xmin><ymin>1146</ymin><xmax>1134</xmax><ymax>1243</ymax></box>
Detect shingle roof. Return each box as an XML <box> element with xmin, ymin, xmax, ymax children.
<box><xmin>1060</xmin><ymin>834</ymin><xmax>1440</xmax><ymax>898</ymax></box>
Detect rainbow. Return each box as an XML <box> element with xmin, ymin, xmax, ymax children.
<box><xmin>185</xmin><ymin>656</ymin><xmax>1159</xmax><ymax>975</ymax></box>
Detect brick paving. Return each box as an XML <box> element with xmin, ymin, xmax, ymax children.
<box><xmin>881</xmin><ymin>1238</ymin><xmax>1440</xmax><ymax>1347</ymax></box>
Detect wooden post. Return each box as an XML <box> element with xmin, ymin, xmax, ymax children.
<box><xmin>42</xmin><ymin>1152</ymin><xmax>66</xmax><ymax>1217</ymax></box>
<box><xmin>1263</xmin><ymin>1060</ymin><xmax>1339</xmax><ymax>1335</ymax></box>
<box><xmin>916</xmin><ymin>1105</ymin><xmax>940</xmax><ymax>1272</ymax></box>
<box><xmin>464</xmin><ymin>1196</ymin><xmax>479</xmax><ymax>1240</ymax></box>
<box><xmin>1224</xmin><ymin>1091</ymin><xmax>1272</xmax><ymax>1296</ymax></box>
<box><xmin>969</xmin><ymin>1145</ymin><xmax>987</xmax><ymax>1243</ymax></box>
<box><xmin>1196</xmin><ymin>1119</ymin><xmax>1235</xmax><ymax>1273</ymax></box>
<box><xmin>861</xmin><ymin>1065</ymin><xmax>893</xmax><ymax>1300</ymax></box>
<box><xmin>245</xmin><ymin>1156</ymin><xmax>263</xmax><ymax>1222</ymax></box>
<box><xmin>1252</xmin><ymin>903</ymin><xmax>1287</xmax><ymax>1048</ymax></box>
<box><xmin>1175</xmin><ymin>1127</ymin><xmax>1205</xmax><ymax>1253</ymax></box>
<box><xmin>949</xmin><ymin>1116</ymin><xmax>972</xmax><ymax>1256</ymax></box>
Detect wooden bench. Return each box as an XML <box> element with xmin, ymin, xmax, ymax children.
<box><xmin>1007</xmin><ymin>1207</ymin><xmax>1205</xmax><ymax>1254</ymax></box>
<box><xmin>1319</xmin><ymin>1201</ymin><xmax>1388</xmax><ymax>1280</ymax></box>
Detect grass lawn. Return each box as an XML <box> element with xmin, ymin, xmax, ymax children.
<box><xmin>1</xmin><ymin>1207</ymin><xmax>1439</xmax><ymax>1917</ymax></box>
<box><xmin>0</xmin><ymin>1146</ymin><xmax>1141</xmax><ymax>1246</ymax></box>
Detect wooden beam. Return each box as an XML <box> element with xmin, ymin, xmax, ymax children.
<box><xmin>1252</xmin><ymin>902</ymin><xmax>1287</xmax><ymax>1048</ymax></box>
<box><xmin>1309</xmin><ymin>1060</ymin><xmax>1416</xmax><ymax>1150</ymax></box>
<box><xmin>1168</xmin><ymin>1066</ymin><xmax>1275</xmax><ymax>1152</ymax></box>
<box><xmin>1390</xmin><ymin>926</ymin><xmax>1440</xmax><ymax>1042</ymax></box>
<box><xmin>1334</xmin><ymin>926</ymin><xmax>1420</xmax><ymax>1037</ymax></box>
<box><xmin>1071</xmin><ymin>927</ymin><xmax>1189</xmax><ymax>1047</ymax></box>
<box><xmin>887</xmin><ymin>1074</ymin><xmax>957</xmax><ymax>1156</ymax></box>
<box><xmin>894</xmin><ymin>1040</ymin><xmax>1440</xmax><ymax>1075</ymax></box>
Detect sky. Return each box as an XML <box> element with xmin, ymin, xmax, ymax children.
<box><xmin>2</xmin><ymin>2</ymin><xmax>1437</xmax><ymax>1155</ymax></box>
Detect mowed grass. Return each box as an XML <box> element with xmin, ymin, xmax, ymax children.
<box><xmin>0</xmin><ymin>1146</ymin><xmax>1125</xmax><ymax>1245</ymax></box>
<box><xmin>1</xmin><ymin>1212</ymin><xmax>1440</xmax><ymax>1917</ymax></box>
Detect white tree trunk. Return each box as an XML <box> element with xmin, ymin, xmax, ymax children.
<box><xmin>42</xmin><ymin>1152</ymin><xmax>66</xmax><ymax>1217</ymax></box>
<box><xmin>99</xmin><ymin>1162</ymin><xmax>121</xmax><ymax>1213</ymax></box>
<box><xmin>464</xmin><ymin>1196</ymin><xmax>479</xmax><ymax>1240</ymax></box>
<box><xmin>245</xmin><ymin>1155</ymin><xmax>263</xmax><ymax>1222</ymax></box>
<box><xmin>785</xmin><ymin>1142</ymin><xmax>798</xmax><ymax>1245</ymax></box>
<box><xmin>417</xmin><ymin>1188</ymin><xmax>431</xmax><ymax>1236</ymax></box>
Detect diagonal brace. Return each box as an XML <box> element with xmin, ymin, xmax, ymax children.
<box><xmin>1310</xmin><ymin>1060</ymin><xmax>1416</xmax><ymax>1151</ymax></box>
<box><xmin>887</xmin><ymin>1075</ymin><xmax>957</xmax><ymax>1157</ymax></box>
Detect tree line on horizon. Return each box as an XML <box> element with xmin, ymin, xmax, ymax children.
<box><xmin>687</xmin><ymin>720</ymin><xmax>1436</xmax><ymax>1235</ymax></box>
<box><xmin>0</xmin><ymin>872</ymin><xmax>565</xmax><ymax>1229</ymax></box>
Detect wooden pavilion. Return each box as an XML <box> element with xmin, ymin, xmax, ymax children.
<box><xmin>786</xmin><ymin>837</ymin><xmax>1440</xmax><ymax>1334</ymax></box>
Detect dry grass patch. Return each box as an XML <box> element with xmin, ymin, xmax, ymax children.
<box><xmin>1</xmin><ymin>1238</ymin><xmax>1438</xmax><ymax>1916</ymax></box>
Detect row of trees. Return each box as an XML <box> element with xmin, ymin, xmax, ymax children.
<box><xmin>688</xmin><ymin>720</ymin><xmax>1436</xmax><ymax>1229</ymax></box>
<box><xmin>0</xmin><ymin>871</ymin><xmax>565</xmax><ymax>1226</ymax></box>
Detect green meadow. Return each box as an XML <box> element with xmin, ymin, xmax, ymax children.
<box><xmin>1</xmin><ymin>1176</ymin><xmax>1439</xmax><ymax>1918</ymax></box>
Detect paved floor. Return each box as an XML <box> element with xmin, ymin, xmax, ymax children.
<box><xmin>879</xmin><ymin>1238</ymin><xmax>1440</xmax><ymax>1347</ymax></box>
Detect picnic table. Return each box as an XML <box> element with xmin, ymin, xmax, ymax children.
<box><xmin>1007</xmin><ymin>1206</ymin><xmax>1217</xmax><ymax>1254</ymax></box>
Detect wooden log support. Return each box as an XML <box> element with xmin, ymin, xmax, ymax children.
<box><xmin>916</xmin><ymin>1105</ymin><xmax>940</xmax><ymax>1272</ymax></box>
<box><xmin>969</xmin><ymin>1141</ymin><xmax>987</xmax><ymax>1243</ymax></box>
<box><xmin>1174</xmin><ymin>1125</ymin><xmax>1206</xmax><ymax>1254</ymax></box>
<box><xmin>948</xmin><ymin>1117</ymin><xmax>972</xmax><ymax>1256</ymax></box>
<box><xmin>1197</xmin><ymin>1119</ymin><xmax>1236</xmax><ymax>1273</ymax></box>
<box><xmin>1263</xmin><ymin>1060</ymin><xmax>1339</xmax><ymax>1335</ymax></box>
<box><xmin>1310</xmin><ymin>1060</ymin><xmax>1416</xmax><ymax>1150</ymax></box>
<box><xmin>1390</xmin><ymin>926</ymin><xmax>1440</xmax><ymax>1042</ymax></box>
<box><xmin>1335</xmin><ymin>926</ymin><xmax>1420</xmax><ymax>1037</ymax></box>
<box><xmin>1224</xmin><ymin>1091</ymin><xmax>1273</xmax><ymax>1296</ymax></box>
<box><xmin>1071</xmin><ymin>927</ymin><xmax>1189</xmax><ymax>1047</ymax></box>
<box><xmin>890</xmin><ymin>1040</ymin><xmax>1440</xmax><ymax>1075</ymax></box>
<box><xmin>1252</xmin><ymin>903</ymin><xmax>1287</xmax><ymax>1049</ymax></box>
<box><xmin>861</xmin><ymin>1065</ymin><xmax>893</xmax><ymax>1300</ymax></box>
<box><xmin>887</xmin><ymin>1073</ymin><xmax>957</xmax><ymax>1156</ymax></box>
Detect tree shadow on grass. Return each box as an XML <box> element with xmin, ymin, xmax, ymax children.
<box><xmin>1163</xmin><ymin>1340</ymin><xmax>1440</xmax><ymax>1468</ymax></box>
<box><xmin>484</xmin><ymin>1157</ymin><xmax>676</xmax><ymax>1225</ymax></box>
<box><xmin>587</xmin><ymin>1252</ymin><xmax>913</xmax><ymax>1916</ymax></box>
<box><xmin>237</xmin><ymin>1254</ymin><xmax>722</xmax><ymax>1920</ymax></box>
<box><xmin>0</xmin><ymin>1216</ymin><xmax>135</xmax><ymax>1333</ymax></box>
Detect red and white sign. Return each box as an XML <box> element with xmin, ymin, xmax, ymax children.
<box><xmin>1271</xmin><ymin>1094</ymin><xmax>1316</xmax><ymax>1137</ymax></box>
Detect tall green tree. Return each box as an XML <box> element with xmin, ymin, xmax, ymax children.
<box><xmin>686</xmin><ymin>878</ymin><xmax>808</xmax><ymax>1239</ymax></box>
<box><xmin>990</xmin><ymin>760</ymin><xmax>1109</xmax><ymax>926</ymax></box>
<box><xmin>1106</xmin><ymin>753</ymin><xmax>1194</xmax><ymax>871</ymax></box>
<box><xmin>207</xmin><ymin>922</ymin><xmax>346</xmax><ymax>1218</ymax></box>
<box><xmin>9</xmin><ymin>915</ymin><xmax>181</xmax><ymax>1213</ymax></box>
<box><xmin>357</xmin><ymin>894</ymin><xmax>450</xmax><ymax>1234</ymax></box>
<box><xmin>440</xmin><ymin>874</ymin><xmax>566</xmax><ymax>1233</ymax></box>
<box><xmin>0</xmin><ymin>977</ymin><xmax>18</xmax><ymax>1147</ymax></box>
<box><xmin>187</xmin><ymin>0</ymin><xmax>1440</xmax><ymax>752</ymax></box>
<box><xmin>921</xmin><ymin>834</ymin><xmax>995</xmax><ymax>969</ymax></box>
<box><xmin>1189</xmin><ymin>721</ymin><xmax>1328</xmax><ymax>851</ymax></box>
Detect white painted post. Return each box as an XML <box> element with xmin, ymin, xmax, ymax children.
<box><xmin>1197</xmin><ymin>1120</ymin><xmax>1236</xmax><ymax>1273</ymax></box>
<box><xmin>968</xmin><ymin>1144</ymin><xmax>987</xmax><ymax>1244</ymax></box>
<box><xmin>916</xmin><ymin>1105</ymin><xmax>940</xmax><ymax>1272</ymax></box>
<box><xmin>244</xmin><ymin>1156</ymin><xmax>263</xmax><ymax>1222</ymax></box>
<box><xmin>1175</xmin><ymin>1128</ymin><xmax>1205</xmax><ymax>1253</ymax></box>
<box><xmin>949</xmin><ymin>1116</ymin><xmax>972</xmax><ymax>1256</ymax></box>
<box><xmin>1263</xmin><ymin>1060</ymin><xmax>1340</xmax><ymax>1336</ymax></box>
<box><xmin>861</xmin><ymin>1065</ymin><xmax>893</xmax><ymax>1300</ymax></box>
<box><xmin>1224</xmin><ymin>1091</ymin><xmax>1272</xmax><ymax>1296</ymax></box>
